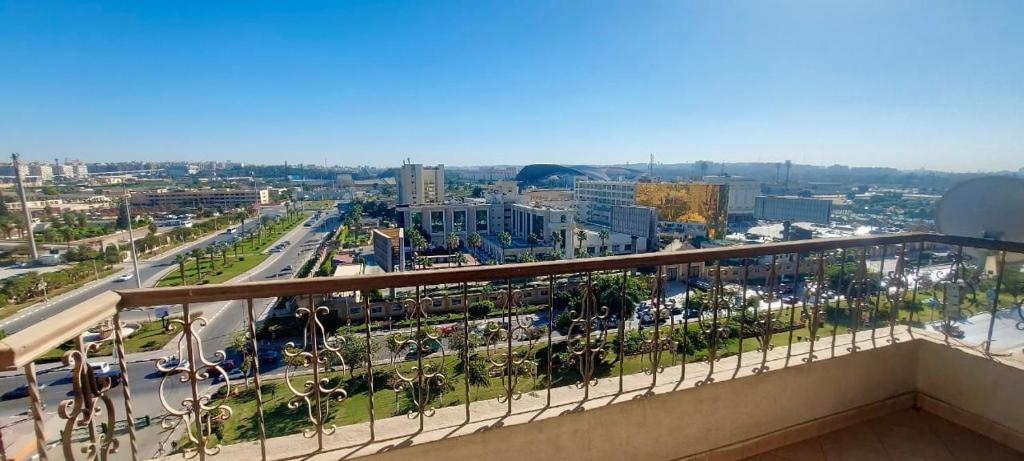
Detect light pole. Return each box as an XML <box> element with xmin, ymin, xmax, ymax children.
<box><xmin>11</xmin><ymin>153</ymin><xmax>38</xmax><ymax>261</ymax></box>
<box><xmin>123</xmin><ymin>186</ymin><xmax>142</xmax><ymax>288</ymax></box>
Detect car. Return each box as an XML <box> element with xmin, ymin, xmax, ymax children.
<box><xmin>115</xmin><ymin>273</ymin><xmax>134</xmax><ymax>282</ymax></box>
<box><xmin>211</xmin><ymin>367</ymin><xmax>245</xmax><ymax>383</ymax></box>
<box><xmin>90</xmin><ymin>362</ymin><xmax>110</xmax><ymax>374</ymax></box>
<box><xmin>258</xmin><ymin>350</ymin><xmax>280</xmax><ymax>364</ymax></box>
<box><xmin>281</xmin><ymin>265</ymin><xmax>294</xmax><ymax>272</ymax></box>
<box><xmin>225</xmin><ymin>228</ymin><xmax>236</xmax><ymax>234</ymax></box>
<box><xmin>159</xmin><ymin>356</ymin><xmax>190</xmax><ymax>372</ymax></box>
<box><xmin>781</xmin><ymin>296</ymin><xmax>799</xmax><ymax>305</ymax></box>
<box><xmin>2</xmin><ymin>383</ymin><xmax>47</xmax><ymax>400</ymax></box>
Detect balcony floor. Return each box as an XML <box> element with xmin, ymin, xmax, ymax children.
<box><xmin>742</xmin><ymin>408</ymin><xmax>1024</xmax><ymax>461</ymax></box>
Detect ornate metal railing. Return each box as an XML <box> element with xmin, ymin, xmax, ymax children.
<box><xmin>0</xmin><ymin>232</ymin><xmax>1022</xmax><ymax>461</ymax></box>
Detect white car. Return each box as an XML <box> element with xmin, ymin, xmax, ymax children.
<box><xmin>116</xmin><ymin>273</ymin><xmax>134</xmax><ymax>282</ymax></box>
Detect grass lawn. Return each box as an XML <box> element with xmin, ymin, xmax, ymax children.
<box><xmin>157</xmin><ymin>215</ymin><xmax>307</xmax><ymax>287</ymax></box>
<box><xmin>303</xmin><ymin>200</ymin><xmax>336</xmax><ymax>210</ymax></box>
<box><xmin>0</xmin><ymin>268</ymin><xmax>119</xmax><ymax>325</ymax></box>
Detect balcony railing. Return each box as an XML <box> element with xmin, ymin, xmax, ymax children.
<box><xmin>0</xmin><ymin>232</ymin><xmax>1022</xmax><ymax>460</ymax></box>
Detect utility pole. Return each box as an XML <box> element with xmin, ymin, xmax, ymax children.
<box><xmin>11</xmin><ymin>153</ymin><xmax>38</xmax><ymax>260</ymax></box>
<box><xmin>123</xmin><ymin>186</ymin><xmax>142</xmax><ymax>288</ymax></box>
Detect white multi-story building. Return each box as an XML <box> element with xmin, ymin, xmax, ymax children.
<box><xmin>754</xmin><ymin>196</ymin><xmax>832</xmax><ymax>225</ymax></box>
<box><xmin>398</xmin><ymin>163</ymin><xmax>445</xmax><ymax>205</ymax></box>
<box><xmin>52</xmin><ymin>163</ymin><xmax>75</xmax><ymax>177</ymax></box>
<box><xmin>28</xmin><ymin>163</ymin><xmax>54</xmax><ymax>181</ymax></box>
<box><xmin>574</xmin><ymin>180</ymin><xmax>637</xmax><ymax>226</ymax></box>
<box><xmin>70</xmin><ymin>162</ymin><xmax>89</xmax><ymax>178</ymax></box>
<box><xmin>704</xmin><ymin>175</ymin><xmax>761</xmax><ymax>218</ymax></box>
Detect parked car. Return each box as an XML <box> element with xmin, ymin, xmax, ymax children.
<box><xmin>258</xmin><ymin>350</ymin><xmax>280</xmax><ymax>364</ymax></box>
<box><xmin>211</xmin><ymin>367</ymin><xmax>245</xmax><ymax>384</ymax></box>
<box><xmin>2</xmin><ymin>383</ymin><xmax>47</xmax><ymax>400</ymax></box>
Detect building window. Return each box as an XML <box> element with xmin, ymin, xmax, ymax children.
<box><xmin>412</xmin><ymin>212</ymin><xmax>423</xmax><ymax>230</ymax></box>
<box><xmin>430</xmin><ymin>211</ymin><xmax>444</xmax><ymax>233</ymax></box>
<box><xmin>453</xmin><ymin>210</ymin><xmax>466</xmax><ymax>232</ymax></box>
<box><xmin>476</xmin><ymin>209</ymin><xmax>488</xmax><ymax>232</ymax></box>
<box><xmin>451</xmin><ymin>298</ymin><xmax>461</xmax><ymax>306</ymax></box>
<box><xmin>349</xmin><ymin>307</ymin><xmax>362</xmax><ymax>315</ymax></box>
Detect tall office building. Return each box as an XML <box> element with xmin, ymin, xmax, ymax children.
<box><xmin>703</xmin><ymin>175</ymin><xmax>761</xmax><ymax>218</ymax></box>
<box><xmin>398</xmin><ymin>163</ymin><xmax>445</xmax><ymax>205</ymax></box>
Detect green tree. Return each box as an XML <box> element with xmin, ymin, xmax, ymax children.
<box><xmin>467</xmin><ymin>232</ymin><xmax>482</xmax><ymax>250</ymax></box>
<box><xmin>468</xmin><ymin>300</ymin><xmax>494</xmax><ymax>319</ymax></box>
<box><xmin>115</xmin><ymin>201</ymin><xmax>130</xmax><ymax>230</ymax></box>
<box><xmin>598</xmin><ymin>229</ymin><xmax>609</xmax><ymax>253</ymax></box>
<box><xmin>190</xmin><ymin>248</ymin><xmax>204</xmax><ymax>279</ymax></box>
<box><xmin>498</xmin><ymin>231</ymin><xmax>511</xmax><ymax>264</ymax></box>
<box><xmin>409</xmin><ymin>230</ymin><xmax>428</xmax><ymax>269</ymax></box>
<box><xmin>576</xmin><ymin>229</ymin><xmax>587</xmax><ymax>256</ymax></box>
<box><xmin>465</xmin><ymin>353</ymin><xmax>490</xmax><ymax>399</ymax></box>
<box><xmin>175</xmin><ymin>253</ymin><xmax>189</xmax><ymax>285</ymax></box>
<box><xmin>336</xmin><ymin>333</ymin><xmax>379</xmax><ymax>378</ymax></box>
<box><xmin>550</xmin><ymin>230</ymin><xmax>562</xmax><ymax>253</ymax></box>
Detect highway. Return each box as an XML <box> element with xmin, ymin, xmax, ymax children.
<box><xmin>0</xmin><ymin>206</ymin><xmax>340</xmax><ymax>460</ymax></box>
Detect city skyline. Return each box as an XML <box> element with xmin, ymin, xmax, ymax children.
<box><xmin>2</xmin><ymin>1</ymin><xmax>1023</xmax><ymax>172</ymax></box>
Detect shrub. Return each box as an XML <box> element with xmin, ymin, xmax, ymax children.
<box><xmin>468</xmin><ymin>300</ymin><xmax>494</xmax><ymax>319</ymax></box>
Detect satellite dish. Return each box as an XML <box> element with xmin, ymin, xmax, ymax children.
<box><xmin>936</xmin><ymin>176</ymin><xmax>1024</xmax><ymax>242</ymax></box>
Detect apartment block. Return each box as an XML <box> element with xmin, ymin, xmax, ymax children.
<box><xmin>398</xmin><ymin>163</ymin><xmax>445</xmax><ymax>205</ymax></box>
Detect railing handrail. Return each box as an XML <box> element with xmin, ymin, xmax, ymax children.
<box><xmin>115</xmin><ymin>232</ymin><xmax>1024</xmax><ymax>308</ymax></box>
<box><xmin>0</xmin><ymin>290</ymin><xmax>120</xmax><ymax>369</ymax></box>
<box><xmin>2</xmin><ymin>232</ymin><xmax>1020</xmax><ymax>370</ymax></box>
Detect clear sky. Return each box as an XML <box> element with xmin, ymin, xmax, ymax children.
<box><xmin>2</xmin><ymin>1</ymin><xmax>1022</xmax><ymax>172</ymax></box>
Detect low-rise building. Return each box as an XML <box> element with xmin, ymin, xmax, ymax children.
<box><xmin>372</xmin><ymin>228</ymin><xmax>405</xmax><ymax>273</ymax></box>
<box><xmin>754</xmin><ymin>196</ymin><xmax>832</xmax><ymax>225</ymax></box>
<box><xmin>131</xmin><ymin>188</ymin><xmax>269</xmax><ymax>210</ymax></box>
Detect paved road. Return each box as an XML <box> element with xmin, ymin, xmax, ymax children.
<box><xmin>0</xmin><ymin>208</ymin><xmax>339</xmax><ymax>459</ymax></box>
<box><xmin>0</xmin><ymin>208</ymin><xmax>287</xmax><ymax>334</ymax></box>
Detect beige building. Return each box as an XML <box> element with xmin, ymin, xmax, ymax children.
<box><xmin>131</xmin><ymin>188</ymin><xmax>269</xmax><ymax>210</ymax></box>
<box><xmin>398</xmin><ymin>163</ymin><xmax>445</xmax><ymax>205</ymax></box>
<box><xmin>28</xmin><ymin>163</ymin><xmax>54</xmax><ymax>181</ymax></box>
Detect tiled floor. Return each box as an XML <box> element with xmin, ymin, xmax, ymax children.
<box><xmin>743</xmin><ymin>409</ymin><xmax>1024</xmax><ymax>461</ymax></box>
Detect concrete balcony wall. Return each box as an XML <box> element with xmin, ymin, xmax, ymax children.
<box><xmin>345</xmin><ymin>336</ymin><xmax>1022</xmax><ymax>461</ymax></box>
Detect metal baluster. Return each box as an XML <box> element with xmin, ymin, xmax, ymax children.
<box><xmin>984</xmin><ymin>251</ymin><xmax>1008</xmax><ymax>355</ymax></box>
<box><xmin>831</xmin><ymin>249</ymin><xmax>846</xmax><ymax>356</ymax></box>
<box><xmin>940</xmin><ymin>247</ymin><xmax>965</xmax><ymax>343</ymax></box>
<box><xmin>735</xmin><ymin>258</ymin><xmax>750</xmax><ymax>377</ymax></box>
<box><xmin>871</xmin><ymin>246</ymin><xmax>888</xmax><ymax>342</ymax></box>
<box><xmin>462</xmin><ymin>282</ymin><xmax>471</xmax><ymax>419</ymax></box>
<box><xmin>698</xmin><ymin>262</ymin><xmax>722</xmax><ymax>385</ymax></box>
<box><xmin>546</xmin><ymin>275</ymin><xmax>554</xmax><ymax>406</ymax></box>
<box><xmin>754</xmin><ymin>255</ymin><xmax>777</xmax><ymax>374</ymax></box>
<box><xmin>887</xmin><ymin>245</ymin><xmax>907</xmax><ymax>342</ymax></box>
<box><xmin>504</xmin><ymin>280</ymin><xmax>514</xmax><ymax>415</ymax></box>
<box><xmin>680</xmin><ymin>263</ymin><xmax>691</xmax><ymax>383</ymax></box>
<box><xmin>24</xmin><ymin>362</ymin><xmax>48</xmax><ymax>461</ymax></box>
<box><xmin>414</xmin><ymin>286</ymin><xmax>425</xmax><ymax>432</ymax></box>
<box><xmin>785</xmin><ymin>253</ymin><xmax>801</xmax><ymax>365</ymax></box>
<box><xmin>908</xmin><ymin>242</ymin><xmax>925</xmax><ymax>334</ymax></box>
<box><xmin>804</xmin><ymin>253</ymin><xmax>826</xmax><ymax>363</ymax></box>
<box><xmin>846</xmin><ymin>249</ymin><xmax>870</xmax><ymax>352</ymax></box>
<box><xmin>361</xmin><ymin>295</ymin><xmax>376</xmax><ymax>438</ymax></box>
<box><xmin>182</xmin><ymin>303</ymin><xmax>207</xmax><ymax>460</ymax></box>
<box><xmin>650</xmin><ymin>266</ymin><xmax>664</xmax><ymax>388</ymax></box>
<box><xmin>617</xmin><ymin>270</ymin><xmax>627</xmax><ymax>393</ymax></box>
<box><xmin>244</xmin><ymin>299</ymin><xmax>267</xmax><ymax>459</ymax></box>
<box><xmin>112</xmin><ymin>310</ymin><xmax>138</xmax><ymax>460</ymax></box>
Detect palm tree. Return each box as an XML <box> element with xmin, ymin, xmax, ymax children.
<box><xmin>218</xmin><ymin>243</ymin><xmax>229</xmax><ymax>266</ymax></box>
<box><xmin>175</xmin><ymin>253</ymin><xmax>189</xmax><ymax>285</ymax></box>
<box><xmin>598</xmin><ymin>229</ymin><xmax>609</xmax><ymax>254</ymax></box>
<box><xmin>409</xmin><ymin>231</ymin><xmax>427</xmax><ymax>270</ymax></box>
<box><xmin>190</xmin><ymin>248</ymin><xmax>204</xmax><ymax>279</ymax></box>
<box><xmin>60</xmin><ymin>226</ymin><xmax>75</xmax><ymax>248</ymax></box>
<box><xmin>446</xmin><ymin>233</ymin><xmax>460</xmax><ymax>268</ymax></box>
<box><xmin>235</xmin><ymin>210</ymin><xmax>250</xmax><ymax>233</ymax></box>
<box><xmin>232</xmin><ymin>239</ymin><xmax>241</xmax><ymax>258</ymax></box>
<box><xmin>498</xmin><ymin>231</ymin><xmax>511</xmax><ymax>264</ymax></box>
<box><xmin>550</xmin><ymin>230</ymin><xmax>561</xmax><ymax>253</ymax></box>
<box><xmin>467</xmin><ymin>232</ymin><xmax>482</xmax><ymax>251</ymax></box>
<box><xmin>205</xmin><ymin>245</ymin><xmax>217</xmax><ymax>272</ymax></box>
<box><xmin>576</xmin><ymin>229</ymin><xmax>587</xmax><ymax>257</ymax></box>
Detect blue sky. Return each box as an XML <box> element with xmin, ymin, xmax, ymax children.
<box><xmin>2</xmin><ymin>1</ymin><xmax>1022</xmax><ymax>172</ymax></box>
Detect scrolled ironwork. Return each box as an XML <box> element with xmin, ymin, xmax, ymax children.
<box><xmin>751</xmin><ymin>257</ymin><xmax>781</xmax><ymax>374</ymax></box>
<box><xmin>58</xmin><ymin>336</ymin><xmax>119</xmax><ymax>461</ymax></box>
<box><xmin>156</xmin><ymin>307</ymin><xmax>233</xmax><ymax>458</ymax></box>
<box><xmin>485</xmin><ymin>287</ymin><xmax>538</xmax><ymax>411</ymax></box>
<box><xmin>639</xmin><ymin>269</ymin><xmax>671</xmax><ymax>380</ymax></box>
<box><xmin>844</xmin><ymin>250</ymin><xmax>872</xmax><ymax>352</ymax></box>
<box><xmin>389</xmin><ymin>296</ymin><xmax>447</xmax><ymax>425</ymax></box>
<box><xmin>884</xmin><ymin>246</ymin><xmax>910</xmax><ymax>343</ymax></box>
<box><xmin>567</xmin><ymin>274</ymin><xmax>608</xmax><ymax>400</ymax></box>
<box><xmin>283</xmin><ymin>302</ymin><xmax>347</xmax><ymax>443</ymax></box>
<box><xmin>695</xmin><ymin>267</ymin><xmax>731</xmax><ymax>386</ymax></box>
